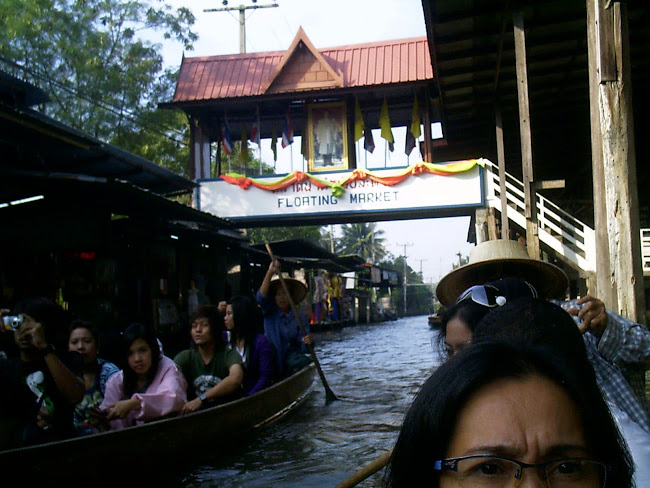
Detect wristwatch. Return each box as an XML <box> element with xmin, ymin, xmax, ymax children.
<box><xmin>198</xmin><ymin>392</ymin><xmax>208</xmax><ymax>402</ymax></box>
<box><xmin>40</xmin><ymin>344</ymin><xmax>56</xmax><ymax>358</ymax></box>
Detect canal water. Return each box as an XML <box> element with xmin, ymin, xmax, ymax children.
<box><xmin>176</xmin><ymin>315</ymin><xmax>443</xmax><ymax>488</ymax></box>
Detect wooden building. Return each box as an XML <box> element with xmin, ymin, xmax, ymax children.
<box><xmin>161</xmin><ymin>28</ymin><xmax>436</xmax><ymax>183</ymax></box>
<box><xmin>0</xmin><ymin>72</ymin><xmax>249</xmax><ymax>355</ymax></box>
<box><xmin>421</xmin><ymin>0</ymin><xmax>650</xmax><ymax>322</ymax></box>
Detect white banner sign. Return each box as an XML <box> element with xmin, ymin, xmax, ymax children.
<box><xmin>197</xmin><ymin>165</ymin><xmax>484</xmax><ymax>224</ymax></box>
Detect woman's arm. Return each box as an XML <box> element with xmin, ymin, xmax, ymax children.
<box><xmin>41</xmin><ymin>350</ymin><xmax>85</xmax><ymax>404</ymax></box>
<box><xmin>134</xmin><ymin>358</ymin><xmax>188</xmax><ymax>421</ymax></box>
<box><xmin>26</xmin><ymin>322</ymin><xmax>84</xmax><ymax>404</ymax></box>
<box><xmin>100</xmin><ymin>372</ymin><xmax>130</xmax><ymax>430</ymax></box>
<box><xmin>182</xmin><ymin>363</ymin><xmax>244</xmax><ymax>414</ymax></box>
<box><xmin>260</xmin><ymin>260</ymin><xmax>281</xmax><ymax>298</ymax></box>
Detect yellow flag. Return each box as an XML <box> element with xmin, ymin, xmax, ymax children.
<box><xmin>410</xmin><ymin>96</ymin><xmax>421</xmax><ymax>139</ymax></box>
<box><xmin>354</xmin><ymin>98</ymin><xmax>364</xmax><ymax>142</ymax></box>
<box><xmin>380</xmin><ymin>98</ymin><xmax>394</xmax><ymax>144</ymax></box>
<box><xmin>241</xmin><ymin>126</ymin><xmax>248</xmax><ymax>165</ymax></box>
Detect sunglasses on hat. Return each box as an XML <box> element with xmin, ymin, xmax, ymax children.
<box><xmin>456</xmin><ymin>285</ymin><xmax>507</xmax><ymax>308</ymax></box>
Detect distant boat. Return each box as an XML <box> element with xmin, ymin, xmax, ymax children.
<box><xmin>428</xmin><ymin>313</ymin><xmax>442</xmax><ymax>329</ymax></box>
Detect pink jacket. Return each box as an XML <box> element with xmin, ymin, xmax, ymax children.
<box><xmin>100</xmin><ymin>355</ymin><xmax>187</xmax><ymax>430</ymax></box>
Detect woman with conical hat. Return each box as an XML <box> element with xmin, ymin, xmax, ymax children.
<box><xmin>256</xmin><ymin>259</ymin><xmax>313</xmax><ymax>378</ymax></box>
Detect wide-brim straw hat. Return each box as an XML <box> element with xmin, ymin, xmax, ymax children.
<box><xmin>269</xmin><ymin>275</ymin><xmax>308</xmax><ymax>304</ymax></box>
<box><xmin>436</xmin><ymin>239</ymin><xmax>569</xmax><ymax>307</ymax></box>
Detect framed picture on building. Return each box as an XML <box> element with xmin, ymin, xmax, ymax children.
<box><xmin>308</xmin><ymin>102</ymin><xmax>348</xmax><ymax>172</ymax></box>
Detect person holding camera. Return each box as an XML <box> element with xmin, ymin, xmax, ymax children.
<box><xmin>0</xmin><ymin>297</ymin><xmax>84</xmax><ymax>449</ymax></box>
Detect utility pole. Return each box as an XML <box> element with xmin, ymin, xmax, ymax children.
<box><xmin>416</xmin><ymin>258</ymin><xmax>427</xmax><ymax>280</ymax></box>
<box><xmin>205</xmin><ymin>2</ymin><xmax>279</xmax><ymax>54</ymax></box>
<box><xmin>397</xmin><ymin>242</ymin><xmax>413</xmax><ymax>316</ymax></box>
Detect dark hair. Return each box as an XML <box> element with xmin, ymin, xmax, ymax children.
<box><xmin>189</xmin><ymin>304</ymin><xmax>225</xmax><ymax>347</ymax></box>
<box><xmin>68</xmin><ymin>319</ymin><xmax>99</xmax><ymax>344</ymax></box>
<box><xmin>13</xmin><ymin>296</ymin><xmax>69</xmax><ymax>349</ymax></box>
<box><xmin>472</xmin><ymin>297</ymin><xmax>589</xmax><ymax>366</ymax></box>
<box><xmin>385</xmin><ymin>342</ymin><xmax>633</xmax><ymax>487</ymax></box>
<box><xmin>121</xmin><ymin>323</ymin><xmax>162</xmax><ymax>398</ymax></box>
<box><xmin>436</xmin><ymin>300</ymin><xmax>489</xmax><ymax>356</ymax></box>
<box><xmin>436</xmin><ymin>278</ymin><xmax>539</xmax><ymax>357</ymax></box>
<box><xmin>226</xmin><ymin>295</ymin><xmax>263</xmax><ymax>348</ymax></box>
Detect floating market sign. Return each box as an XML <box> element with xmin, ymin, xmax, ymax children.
<box><xmin>197</xmin><ymin>159</ymin><xmax>486</xmax><ymax>226</ymax></box>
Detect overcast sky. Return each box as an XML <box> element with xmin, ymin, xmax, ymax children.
<box><xmin>161</xmin><ymin>0</ymin><xmax>475</xmax><ymax>283</ymax></box>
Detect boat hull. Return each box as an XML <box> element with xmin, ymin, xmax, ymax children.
<box><xmin>0</xmin><ymin>364</ymin><xmax>316</xmax><ymax>479</ymax></box>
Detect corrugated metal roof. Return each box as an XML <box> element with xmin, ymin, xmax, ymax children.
<box><xmin>173</xmin><ymin>36</ymin><xmax>432</xmax><ymax>103</ymax></box>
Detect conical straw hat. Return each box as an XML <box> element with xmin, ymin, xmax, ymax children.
<box><xmin>269</xmin><ymin>275</ymin><xmax>308</xmax><ymax>304</ymax></box>
<box><xmin>436</xmin><ymin>239</ymin><xmax>568</xmax><ymax>307</ymax></box>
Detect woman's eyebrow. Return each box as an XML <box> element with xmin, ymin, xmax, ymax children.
<box><xmin>463</xmin><ymin>445</ymin><xmax>521</xmax><ymax>457</ymax></box>
<box><xmin>461</xmin><ymin>443</ymin><xmax>590</xmax><ymax>458</ymax></box>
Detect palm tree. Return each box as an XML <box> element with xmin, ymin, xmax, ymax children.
<box><xmin>337</xmin><ymin>222</ymin><xmax>388</xmax><ymax>263</ymax></box>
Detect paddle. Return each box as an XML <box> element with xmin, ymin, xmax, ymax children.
<box><xmin>333</xmin><ymin>449</ymin><xmax>393</xmax><ymax>488</ymax></box>
<box><xmin>265</xmin><ymin>243</ymin><xmax>338</xmax><ymax>403</ymax></box>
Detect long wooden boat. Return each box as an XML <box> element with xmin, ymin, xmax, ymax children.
<box><xmin>428</xmin><ymin>313</ymin><xmax>442</xmax><ymax>329</ymax></box>
<box><xmin>1</xmin><ymin>363</ymin><xmax>316</xmax><ymax>481</ymax></box>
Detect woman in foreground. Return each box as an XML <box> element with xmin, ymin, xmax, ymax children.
<box><xmin>385</xmin><ymin>342</ymin><xmax>633</xmax><ymax>487</ymax></box>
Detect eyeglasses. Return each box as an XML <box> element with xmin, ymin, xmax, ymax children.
<box><xmin>457</xmin><ymin>285</ymin><xmax>507</xmax><ymax>308</ymax></box>
<box><xmin>433</xmin><ymin>455</ymin><xmax>609</xmax><ymax>488</ymax></box>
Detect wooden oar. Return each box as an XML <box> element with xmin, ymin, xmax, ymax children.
<box><xmin>265</xmin><ymin>243</ymin><xmax>338</xmax><ymax>403</ymax></box>
<box><xmin>334</xmin><ymin>449</ymin><xmax>393</xmax><ymax>488</ymax></box>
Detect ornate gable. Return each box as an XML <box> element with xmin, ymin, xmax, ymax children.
<box><xmin>263</xmin><ymin>27</ymin><xmax>343</xmax><ymax>94</ymax></box>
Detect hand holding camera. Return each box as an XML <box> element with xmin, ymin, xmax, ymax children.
<box><xmin>3</xmin><ymin>314</ymin><xmax>24</xmax><ymax>331</ymax></box>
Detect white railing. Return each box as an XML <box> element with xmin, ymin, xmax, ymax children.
<box><xmin>642</xmin><ymin>229</ymin><xmax>650</xmax><ymax>274</ymax></box>
<box><xmin>482</xmin><ymin>159</ymin><xmax>596</xmax><ymax>273</ymax></box>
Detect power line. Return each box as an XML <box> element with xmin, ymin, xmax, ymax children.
<box><xmin>416</xmin><ymin>258</ymin><xmax>427</xmax><ymax>279</ymax></box>
<box><xmin>0</xmin><ymin>56</ymin><xmax>188</xmax><ymax>146</ymax></box>
<box><xmin>205</xmin><ymin>2</ymin><xmax>279</xmax><ymax>54</ymax></box>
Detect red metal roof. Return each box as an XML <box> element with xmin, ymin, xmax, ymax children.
<box><xmin>172</xmin><ymin>35</ymin><xmax>432</xmax><ymax>103</ymax></box>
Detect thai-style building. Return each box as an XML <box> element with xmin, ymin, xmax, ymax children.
<box><xmin>162</xmin><ymin>27</ymin><xmax>437</xmax><ymax>182</ymax></box>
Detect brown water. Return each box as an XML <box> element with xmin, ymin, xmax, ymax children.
<box><xmin>172</xmin><ymin>315</ymin><xmax>442</xmax><ymax>487</ymax></box>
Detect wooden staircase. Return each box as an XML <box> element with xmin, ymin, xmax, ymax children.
<box><xmin>481</xmin><ymin>159</ymin><xmax>650</xmax><ymax>278</ymax></box>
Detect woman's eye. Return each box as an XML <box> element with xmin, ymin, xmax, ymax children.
<box><xmin>554</xmin><ymin>461</ymin><xmax>583</xmax><ymax>475</ymax></box>
<box><xmin>478</xmin><ymin>463</ymin><xmax>500</xmax><ymax>475</ymax></box>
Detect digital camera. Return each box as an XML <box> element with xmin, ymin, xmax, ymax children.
<box><xmin>2</xmin><ymin>315</ymin><xmax>23</xmax><ymax>331</ymax></box>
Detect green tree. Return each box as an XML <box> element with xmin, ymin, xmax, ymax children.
<box><xmin>0</xmin><ymin>0</ymin><xmax>197</xmax><ymax>173</ymax></box>
<box><xmin>247</xmin><ymin>226</ymin><xmax>327</xmax><ymax>247</ymax></box>
<box><xmin>379</xmin><ymin>255</ymin><xmax>433</xmax><ymax>315</ymax></box>
<box><xmin>212</xmin><ymin>141</ymin><xmax>276</xmax><ymax>178</ymax></box>
<box><xmin>337</xmin><ymin>222</ymin><xmax>388</xmax><ymax>262</ymax></box>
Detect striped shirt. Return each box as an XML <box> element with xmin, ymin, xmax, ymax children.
<box><xmin>553</xmin><ymin>298</ymin><xmax>650</xmax><ymax>433</ymax></box>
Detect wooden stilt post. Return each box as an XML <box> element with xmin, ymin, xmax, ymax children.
<box><xmin>495</xmin><ymin>104</ymin><xmax>509</xmax><ymax>239</ymax></box>
<box><xmin>586</xmin><ymin>0</ymin><xmax>614</xmax><ymax>306</ymax></box>
<box><xmin>512</xmin><ymin>10</ymin><xmax>540</xmax><ymax>260</ymax></box>
<box><xmin>586</xmin><ymin>0</ymin><xmax>645</xmax><ymax>322</ymax></box>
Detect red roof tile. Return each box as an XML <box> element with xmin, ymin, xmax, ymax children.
<box><xmin>172</xmin><ymin>35</ymin><xmax>432</xmax><ymax>103</ymax></box>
